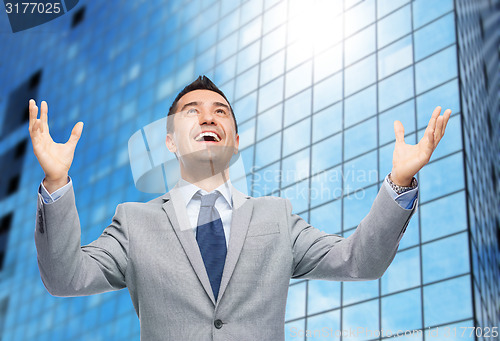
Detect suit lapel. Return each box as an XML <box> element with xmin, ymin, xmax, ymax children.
<box><xmin>161</xmin><ymin>189</ymin><xmax>216</xmax><ymax>305</ymax></box>
<box><xmin>217</xmin><ymin>188</ymin><xmax>253</xmax><ymax>303</ymax></box>
<box><xmin>160</xmin><ymin>185</ymin><xmax>254</xmax><ymax>306</ymax></box>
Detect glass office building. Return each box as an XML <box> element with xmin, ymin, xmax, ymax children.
<box><xmin>0</xmin><ymin>0</ymin><xmax>498</xmax><ymax>340</ymax></box>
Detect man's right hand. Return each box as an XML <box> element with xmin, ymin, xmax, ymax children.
<box><xmin>28</xmin><ymin>99</ymin><xmax>83</xmax><ymax>194</ymax></box>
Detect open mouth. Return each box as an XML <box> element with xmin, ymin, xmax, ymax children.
<box><xmin>194</xmin><ymin>131</ymin><xmax>221</xmax><ymax>142</ymax></box>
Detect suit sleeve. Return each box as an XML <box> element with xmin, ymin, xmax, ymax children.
<box><xmin>34</xmin><ymin>183</ymin><xmax>128</xmax><ymax>296</ymax></box>
<box><xmin>288</xmin><ymin>183</ymin><xmax>417</xmax><ymax>281</ymax></box>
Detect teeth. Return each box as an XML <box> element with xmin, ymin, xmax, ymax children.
<box><xmin>195</xmin><ymin>132</ymin><xmax>221</xmax><ymax>142</ymax></box>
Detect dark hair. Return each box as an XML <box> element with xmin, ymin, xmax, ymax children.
<box><xmin>167</xmin><ymin>75</ymin><xmax>238</xmax><ymax>134</ymax></box>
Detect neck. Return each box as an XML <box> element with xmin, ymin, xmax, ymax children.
<box><xmin>180</xmin><ymin>166</ymin><xmax>230</xmax><ymax>192</ymax></box>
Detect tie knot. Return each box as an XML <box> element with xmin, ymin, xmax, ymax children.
<box><xmin>199</xmin><ymin>192</ymin><xmax>220</xmax><ymax>207</ymax></box>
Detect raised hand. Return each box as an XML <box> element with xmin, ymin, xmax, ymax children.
<box><xmin>391</xmin><ymin>106</ymin><xmax>452</xmax><ymax>186</ymax></box>
<box><xmin>28</xmin><ymin>99</ymin><xmax>84</xmax><ymax>193</ymax></box>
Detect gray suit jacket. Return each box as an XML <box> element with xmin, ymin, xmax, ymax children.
<box><xmin>34</xmin><ymin>182</ymin><xmax>417</xmax><ymax>340</ymax></box>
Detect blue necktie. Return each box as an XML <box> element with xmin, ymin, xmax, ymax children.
<box><xmin>196</xmin><ymin>192</ymin><xmax>227</xmax><ymax>301</ymax></box>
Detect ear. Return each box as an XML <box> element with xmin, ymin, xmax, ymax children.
<box><xmin>233</xmin><ymin>133</ymin><xmax>240</xmax><ymax>155</ymax></box>
<box><xmin>166</xmin><ymin>133</ymin><xmax>177</xmax><ymax>153</ymax></box>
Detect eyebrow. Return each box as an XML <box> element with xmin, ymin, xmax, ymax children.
<box><xmin>179</xmin><ymin>101</ymin><xmax>230</xmax><ymax>112</ymax></box>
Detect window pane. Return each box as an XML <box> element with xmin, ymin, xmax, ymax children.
<box><xmin>284</xmin><ymin>89</ymin><xmax>312</xmax><ymax>126</ymax></box>
<box><xmin>344</xmin><ymin>118</ymin><xmax>377</xmax><ymax>160</ymax></box>
<box><xmin>345</xmin><ymin>55</ymin><xmax>376</xmax><ymax>96</ymax></box>
<box><xmin>235</xmin><ymin>65</ymin><xmax>259</xmax><ymax>99</ymax></box>
<box><xmin>238</xmin><ymin>118</ymin><xmax>256</xmax><ymax>150</ymax></box>
<box><xmin>415</xmin><ymin>46</ymin><xmax>457</xmax><ymax>94</ymax></box>
<box><xmin>237</xmin><ymin>40</ymin><xmax>260</xmax><ymax>74</ymax></box>
<box><xmin>398</xmin><ymin>212</ymin><xmax>419</xmax><ymax>249</ymax></box>
<box><xmin>255</xmin><ymin>132</ymin><xmax>281</xmax><ymax>167</ymax></box>
<box><xmin>342</xmin><ymin>300</ymin><xmax>379</xmax><ymax>341</ymax></box>
<box><xmin>382</xmin><ymin>289</ymin><xmax>422</xmax><ymax>332</ymax></box>
<box><xmin>343</xmin><ymin>280</ymin><xmax>379</xmax><ymax>305</ymax></box>
<box><xmin>239</xmin><ymin>16</ymin><xmax>262</xmax><ymax>48</ymax></box>
<box><xmin>377</xmin><ymin>5</ymin><xmax>411</xmax><ymax>48</ymax></box>
<box><xmin>381</xmin><ymin>247</ymin><xmax>421</xmax><ymax>294</ymax></box>
<box><xmin>312</xmin><ymin>102</ymin><xmax>342</xmax><ymax>142</ymax></box>
<box><xmin>260</xmin><ymin>50</ymin><xmax>284</xmax><ymax>86</ymax></box>
<box><xmin>234</xmin><ymin>91</ymin><xmax>257</xmax><ymax>122</ymax></box>
<box><xmin>416</xmin><ymin>80</ymin><xmax>459</xmax><ymax>129</ymax></box>
<box><xmin>283</xmin><ymin>118</ymin><xmax>311</xmax><ymax>156</ymax></box>
<box><xmin>216</xmin><ymin>32</ymin><xmax>238</xmax><ymax>63</ymax></box>
<box><xmin>263</xmin><ymin>1</ymin><xmax>287</xmax><ymax>34</ymax></box>
<box><xmin>345</xmin><ymin>85</ymin><xmax>376</xmax><ymax>128</ymax></box>
<box><xmin>344</xmin><ymin>0</ymin><xmax>375</xmax><ymax>37</ymax></box>
<box><xmin>281</xmin><ymin>178</ymin><xmax>309</xmax><ymax>213</ymax></box>
<box><xmin>423</xmin><ymin>276</ymin><xmax>473</xmax><ymax>327</ymax></box>
<box><xmin>240</xmin><ymin>145</ymin><xmax>255</xmax><ymax>178</ymax></box>
<box><xmin>286</xmin><ymin>39</ymin><xmax>313</xmax><ymax>70</ymax></box>
<box><xmin>259</xmin><ymin>76</ymin><xmax>284</xmax><ymax>112</ymax></box>
<box><xmin>313</xmin><ymin>72</ymin><xmax>343</xmax><ymax>112</ymax></box>
<box><xmin>308</xmin><ymin>281</ymin><xmax>341</xmax><ymax>314</ymax></box>
<box><xmin>419</xmin><ymin>152</ymin><xmax>464</xmax><ymax>203</ymax></box>
<box><xmin>422</xmin><ymin>232</ymin><xmax>470</xmax><ymax>284</ymax></box>
<box><xmin>311</xmin><ymin>134</ymin><xmax>342</xmax><ymax>174</ymax></box>
<box><xmin>377</xmin><ymin>0</ymin><xmax>410</xmax><ymax>18</ymax></box>
<box><xmin>253</xmin><ymin>161</ymin><xmax>280</xmax><ymax>197</ymax></box>
<box><xmin>343</xmin><ymin>150</ymin><xmax>378</xmax><ymax>191</ymax></box>
<box><xmin>305</xmin><ymin>310</ymin><xmax>341</xmax><ymax>339</ymax></box>
<box><xmin>281</xmin><ymin>148</ymin><xmax>310</xmax><ymax>188</ymax></box>
<box><xmin>378</xmin><ymin>36</ymin><xmax>413</xmax><ymax>79</ymax></box>
<box><xmin>379</xmin><ymin>99</ymin><xmax>415</xmax><ymax>145</ymax></box>
<box><xmin>285</xmin><ymin>319</ymin><xmax>305</xmax><ymax>341</ymax></box>
<box><xmin>414</xmin><ymin>13</ymin><xmax>455</xmax><ymax>61</ymax></box>
<box><xmin>310</xmin><ymin>166</ymin><xmax>343</xmax><ymax>207</ymax></box>
<box><xmin>344</xmin><ymin>25</ymin><xmax>375</xmax><ymax>65</ymax></box>
<box><xmin>430</xmin><ymin>320</ymin><xmax>476</xmax><ymax>341</ymax></box>
<box><xmin>262</xmin><ymin>25</ymin><xmax>286</xmax><ymax>59</ymax></box>
<box><xmin>310</xmin><ymin>199</ymin><xmax>342</xmax><ymax>234</ymax></box>
<box><xmin>413</xmin><ymin>0</ymin><xmax>454</xmax><ymax>29</ymax></box>
<box><xmin>257</xmin><ymin>104</ymin><xmax>282</xmax><ymax>140</ymax></box>
<box><xmin>378</xmin><ymin>67</ymin><xmax>414</xmax><ymax>111</ymax></box>
<box><xmin>214</xmin><ymin>55</ymin><xmax>236</xmax><ymax>85</ymax></box>
<box><xmin>314</xmin><ymin>44</ymin><xmax>342</xmax><ymax>82</ymax></box>
<box><xmin>286</xmin><ymin>61</ymin><xmax>312</xmax><ymax>98</ymax></box>
<box><xmin>343</xmin><ymin>184</ymin><xmax>377</xmax><ymax>229</ymax></box>
<box><xmin>420</xmin><ymin>191</ymin><xmax>467</xmax><ymax>242</ymax></box>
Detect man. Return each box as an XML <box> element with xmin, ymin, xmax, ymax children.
<box><xmin>30</xmin><ymin>76</ymin><xmax>451</xmax><ymax>340</ymax></box>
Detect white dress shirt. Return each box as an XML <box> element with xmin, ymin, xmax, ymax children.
<box><xmin>175</xmin><ymin>178</ymin><xmax>233</xmax><ymax>248</ymax></box>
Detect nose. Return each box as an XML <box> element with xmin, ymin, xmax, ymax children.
<box><xmin>198</xmin><ymin>108</ymin><xmax>216</xmax><ymax>126</ymax></box>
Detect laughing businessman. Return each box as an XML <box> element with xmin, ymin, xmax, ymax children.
<box><xmin>30</xmin><ymin>76</ymin><xmax>451</xmax><ymax>340</ymax></box>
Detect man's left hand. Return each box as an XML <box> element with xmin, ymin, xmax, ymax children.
<box><xmin>391</xmin><ymin>106</ymin><xmax>452</xmax><ymax>186</ymax></box>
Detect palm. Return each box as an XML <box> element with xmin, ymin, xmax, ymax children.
<box><xmin>391</xmin><ymin>106</ymin><xmax>451</xmax><ymax>185</ymax></box>
<box><xmin>29</xmin><ymin>100</ymin><xmax>83</xmax><ymax>181</ymax></box>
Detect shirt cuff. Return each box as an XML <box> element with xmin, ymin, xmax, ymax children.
<box><xmin>39</xmin><ymin>176</ymin><xmax>72</xmax><ymax>204</ymax></box>
<box><xmin>383</xmin><ymin>175</ymin><xmax>418</xmax><ymax>210</ymax></box>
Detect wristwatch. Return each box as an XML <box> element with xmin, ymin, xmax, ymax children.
<box><xmin>387</xmin><ymin>173</ymin><xmax>418</xmax><ymax>195</ymax></box>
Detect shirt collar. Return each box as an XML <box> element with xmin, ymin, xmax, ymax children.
<box><xmin>176</xmin><ymin>178</ymin><xmax>233</xmax><ymax>208</ymax></box>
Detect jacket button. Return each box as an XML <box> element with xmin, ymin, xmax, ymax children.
<box><xmin>214</xmin><ymin>319</ymin><xmax>223</xmax><ymax>329</ymax></box>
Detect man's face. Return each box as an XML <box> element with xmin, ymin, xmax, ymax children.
<box><xmin>166</xmin><ymin>89</ymin><xmax>239</xmax><ymax>168</ymax></box>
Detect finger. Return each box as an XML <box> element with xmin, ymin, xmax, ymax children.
<box><xmin>441</xmin><ymin>109</ymin><xmax>452</xmax><ymax>136</ymax></box>
<box><xmin>66</xmin><ymin>122</ymin><xmax>84</xmax><ymax>147</ymax></box>
<box><xmin>394</xmin><ymin>120</ymin><xmax>405</xmax><ymax>144</ymax></box>
<box><xmin>425</xmin><ymin>106</ymin><xmax>441</xmax><ymax>136</ymax></box>
<box><xmin>28</xmin><ymin>99</ymin><xmax>37</xmax><ymax>131</ymax></box>
<box><xmin>40</xmin><ymin>100</ymin><xmax>48</xmax><ymax>131</ymax></box>
<box><xmin>435</xmin><ymin>115</ymin><xmax>444</xmax><ymax>144</ymax></box>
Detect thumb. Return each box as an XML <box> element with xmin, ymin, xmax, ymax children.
<box><xmin>67</xmin><ymin>122</ymin><xmax>84</xmax><ymax>146</ymax></box>
<box><xmin>394</xmin><ymin>120</ymin><xmax>405</xmax><ymax>144</ymax></box>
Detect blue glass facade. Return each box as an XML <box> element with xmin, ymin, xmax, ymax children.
<box><xmin>0</xmin><ymin>0</ymin><xmax>498</xmax><ymax>340</ymax></box>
